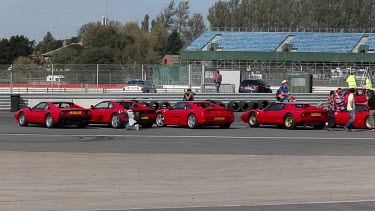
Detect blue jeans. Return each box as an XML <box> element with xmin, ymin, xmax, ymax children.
<box><xmin>215</xmin><ymin>83</ymin><xmax>220</xmax><ymax>93</ymax></box>
<box><xmin>124</xmin><ymin>121</ymin><xmax>137</xmax><ymax>130</ymax></box>
<box><xmin>328</xmin><ymin>110</ymin><xmax>335</xmax><ymax>128</ymax></box>
<box><xmin>345</xmin><ymin>110</ymin><xmax>356</xmax><ymax>128</ymax></box>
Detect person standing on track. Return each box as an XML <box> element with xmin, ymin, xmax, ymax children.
<box><xmin>214</xmin><ymin>70</ymin><xmax>222</xmax><ymax>93</ymax></box>
<box><xmin>326</xmin><ymin>90</ymin><xmax>336</xmax><ymax>131</ymax></box>
<box><xmin>334</xmin><ymin>88</ymin><xmax>345</xmax><ymax>112</ymax></box>
<box><xmin>344</xmin><ymin>88</ymin><xmax>356</xmax><ymax>132</ymax></box>
<box><xmin>367</xmin><ymin>90</ymin><xmax>375</xmax><ymax>132</ymax></box>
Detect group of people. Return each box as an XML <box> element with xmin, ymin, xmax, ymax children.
<box><xmin>326</xmin><ymin>87</ymin><xmax>375</xmax><ymax>132</ymax></box>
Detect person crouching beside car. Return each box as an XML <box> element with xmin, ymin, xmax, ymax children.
<box><xmin>183</xmin><ymin>89</ymin><xmax>195</xmax><ymax>101</ymax></box>
<box><xmin>124</xmin><ymin>109</ymin><xmax>139</xmax><ymax>131</ymax></box>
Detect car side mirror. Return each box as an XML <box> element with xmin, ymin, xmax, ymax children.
<box><xmin>90</xmin><ymin>105</ymin><xmax>94</xmax><ymax>109</ymax></box>
<box><xmin>27</xmin><ymin>107</ymin><xmax>32</xmax><ymax>110</ymax></box>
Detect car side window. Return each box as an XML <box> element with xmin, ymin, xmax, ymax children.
<box><xmin>355</xmin><ymin>105</ymin><xmax>368</xmax><ymax>112</ymax></box>
<box><xmin>171</xmin><ymin>102</ymin><xmax>188</xmax><ymax>110</ymax></box>
<box><xmin>32</xmin><ymin>102</ymin><xmax>48</xmax><ymax>110</ymax></box>
<box><xmin>94</xmin><ymin>102</ymin><xmax>109</xmax><ymax>109</ymax></box>
<box><xmin>265</xmin><ymin>103</ymin><xmax>285</xmax><ymax>111</ymax></box>
<box><xmin>355</xmin><ymin>90</ymin><xmax>363</xmax><ymax>96</ymax></box>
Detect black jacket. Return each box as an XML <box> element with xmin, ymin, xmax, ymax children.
<box><xmin>368</xmin><ymin>95</ymin><xmax>375</xmax><ymax>110</ymax></box>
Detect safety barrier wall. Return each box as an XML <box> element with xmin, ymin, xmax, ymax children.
<box><xmin>0</xmin><ymin>93</ymin><xmax>329</xmax><ymax>112</ymax></box>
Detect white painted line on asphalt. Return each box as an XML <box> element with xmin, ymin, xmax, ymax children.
<box><xmin>76</xmin><ymin>199</ymin><xmax>375</xmax><ymax>211</ymax></box>
<box><xmin>1</xmin><ymin>133</ymin><xmax>375</xmax><ymax>140</ymax></box>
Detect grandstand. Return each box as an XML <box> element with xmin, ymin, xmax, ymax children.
<box><xmin>181</xmin><ymin>30</ymin><xmax>375</xmax><ymax>86</ymax></box>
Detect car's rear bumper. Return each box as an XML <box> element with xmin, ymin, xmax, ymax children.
<box><xmin>59</xmin><ymin>116</ymin><xmax>92</xmax><ymax>122</ymax></box>
<box><xmin>200</xmin><ymin>116</ymin><xmax>234</xmax><ymax>125</ymax></box>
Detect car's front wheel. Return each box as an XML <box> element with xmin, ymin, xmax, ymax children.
<box><xmin>187</xmin><ymin>114</ymin><xmax>198</xmax><ymax>129</ymax></box>
<box><xmin>248</xmin><ymin>113</ymin><xmax>260</xmax><ymax>127</ymax></box>
<box><xmin>19</xmin><ymin>112</ymin><xmax>28</xmax><ymax>127</ymax></box>
<box><xmin>156</xmin><ymin>113</ymin><xmax>166</xmax><ymax>127</ymax></box>
<box><xmin>284</xmin><ymin>114</ymin><xmax>296</xmax><ymax>130</ymax></box>
<box><xmin>365</xmin><ymin>116</ymin><xmax>372</xmax><ymax>129</ymax></box>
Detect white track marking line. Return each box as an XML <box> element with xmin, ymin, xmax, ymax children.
<box><xmin>76</xmin><ymin>199</ymin><xmax>375</xmax><ymax>211</ymax></box>
<box><xmin>0</xmin><ymin>133</ymin><xmax>374</xmax><ymax>140</ymax></box>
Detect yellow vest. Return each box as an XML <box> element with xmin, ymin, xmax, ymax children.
<box><xmin>346</xmin><ymin>75</ymin><xmax>357</xmax><ymax>88</ymax></box>
<box><xmin>366</xmin><ymin>78</ymin><xmax>373</xmax><ymax>89</ymax></box>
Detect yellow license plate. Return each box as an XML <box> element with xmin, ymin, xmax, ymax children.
<box><xmin>70</xmin><ymin>111</ymin><xmax>82</xmax><ymax>115</ymax></box>
<box><xmin>141</xmin><ymin>116</ymin><xmax>149</xmax><ymax>119</ymax></box>
<box><xmin>129</xmin><ymin>87</ymin><xmax>137</xmax><ymax>90</ymax></box>
<box><xmin>311</xmin><ymin>113</ymin><xmax>321</xmax><ymax>116</ymax></box>
<box><xmin>214</xmin><ymin>117</ymin><xmax>225</xmax><ymax>120</ymax></box>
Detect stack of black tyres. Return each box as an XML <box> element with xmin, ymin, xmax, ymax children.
<box><xmin>227</xmin><ymin>101</ymin><xmax>241</xmax><ymax>112</ymax></box>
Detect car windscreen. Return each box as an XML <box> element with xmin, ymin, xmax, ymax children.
<box><xmin>291</xmin><ymin>104</ymin><xmax>310</xmax><ymax>109</ymax></box>
<box><xmin>127</xmin><ymin>81</ymin><xmax>145</xmax><ymax>85</ymax></box>
<box><xmin>53</xmin><ymin>102</ymin><xmax>73</xmax><ymax>108</ymax></box>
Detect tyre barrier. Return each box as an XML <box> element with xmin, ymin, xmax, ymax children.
<box><xmin>250</xmin><ymin>101</ymin><xmax>260</xmax><ymax>110</ymax></box>
<box><xmin>215</xmin><ymin>101</ymin><xmax>226</xmax><ymax>108</ymax></box>
<box><xmin>258</xmin><ymin>100</ymin><xmax>269</xmax><ymax>109</ymax></box>
<box><xmin>150</xmin><ymin>101</ymin><xmax>161</xmax><ymax>110</ymax></box>
<box><xmin>240</xmin><ymin>101</ymin><xmax>251</xmax><ymax>112</ymax></box>
<box><xmin>227</xmin><ymin>101</ymin><xmax>241</xmax><ymax>112</ymax></box>
<box><xmin>160</xmin><ymin>101</ymin><xmax>171</xmax><ymax>109</ymax></box>
<box><xmin>140</xmin><ymin>101</ymin><xmax>150</xmax><ymax>108</ymax></box>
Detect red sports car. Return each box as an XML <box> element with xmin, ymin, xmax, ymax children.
<box><xmin>15</xmin><ymin>101</ymin><xmax>92</xmax><ymax>128</ymax></box>
<box><xmin>342</xmin><ymin>88</ymin><xmax>371</xmax><ymax>104</ymax></box>
<box><xmin>334</xmin><ymin>103</ymin><xmax>372</xmax><ymax>129</ymax></box>
<box><xmin>155</xmin><ymin>101</ymin><xmax>234</xmax><ymax>129</ymax></box>
<box><xmin>89</xmin><ymin>100</ymin><xmax>156</xmax><ymax>128</ymax></box>
<box><xmin>241</xmin><ymin>102</ymin><xmax>329</xmax><ymax>129</ymax></box>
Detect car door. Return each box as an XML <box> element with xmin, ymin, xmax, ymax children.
<box><xmin>334</xmin><ymin>110</ymin><xmax>349</xmax><ymax>126</ymax></box>
<box><xmin>28</xmin><ymin>102</ymin><xmax>49</xmax><ymax>123</ymax></box>
<box><xmin>91</xmin><ymin>101</ymin><xmax>110</xmax><ymax>123</ymax></box>
<box><xmin>167</xmin><ymin>102</ymin><xmax>189</xmax><ymax>125</ymax></box>
<box><xmin>353</xmin><ymin>104</ymin><xmax>369</xmax><ymax>128</ymax></box>
<box><xmin>261</xmin><ymin>103</ymin><xmax>286</xmax><ymax>124</ymax></box>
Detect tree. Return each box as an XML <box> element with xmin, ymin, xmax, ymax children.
<box><xmin>153</xmin><ymin>0</ymin><xmax>176</xmax><ymax>29</ymax></box>
<box><xmin>50</xmin><ymin>44</ymin><xmax>83</xmax><ymax>64</ymax></box>
<box><xmin>34</xmin><ymin>31</ymin><xmax>63</xmax><ymax>54</ymax></box>
<box><xmin>183</xmin><ymin>13</ymin><xmax>206</xmax><ymax>44</ymax></box>
<box><xmin>163</xmin><ymin>30</ymin><xmax>183</xmax><ymax>55</ymax></box>
<box><xmin>141</xmin><ymin>14</ymin><xmax>150</xmax><ymax>32</ymax></box>
<box><xmin>0</xmin><ymin>35</ymin><xmax>34</xmax><ymax>64</ymax></box>
<box><xmin>76</xmin><ymin>47</ymin><xmax>115</xmax><ymax>64</ymax></box>
<box><xmin>174</xmin><ymin>0</ymin><xmax>190</xmax><ymax>33</ymax></box>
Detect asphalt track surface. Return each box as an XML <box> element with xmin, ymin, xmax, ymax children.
<box><xmin>1</xmin><ymin>111</ymin><xmax>375</xmax><ymax>210</ymax></box>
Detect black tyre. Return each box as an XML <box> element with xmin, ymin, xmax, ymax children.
<box><xmin>160</xmin><ymin>101</ymin><xmax>171</xmax><ymax>109</ymax></box>
<box><xmin>45</xmin><ymin>114</ymin><xmax>56</xmax><ymax>128</ymax></box>
<box><xmin>365</xmin><ymin>116</ymin><xmax>372</xmax><ymax>129</ymax></box>
<box><xmin>18</xmin><ymin>112</ymin><xmax>28</xmax><ymax>127</ymax></box>
<box><xmin>140</xmin><ymin>101</ymin><xmax>150</xmax><ymax>108</ymax></box>
<box><xmin>248</xmin><ymin>113</ymin><xmax>260</xmax><ymax>128</ymax></box>
<box><xmin>227</xmin><ymin>101</ymin><xmax>241</xmax><ymax>112</ymax></box>
<box><xmin>156</xmin><ymin>113</ymin><xmax>166</xmax><ymax>127</ymax></box>
<box><xmin>284</xmin><ymin>114</ymin><xmax>296</xmax><ymax>130</ymax></box>
<box><xmin>219</xmin><ymin>123</ymin><xmax>231</xmax><ymax>129</ymax></box>
<box><xmin>110</xmin><ymin>113</ymin><xmax>122</xmax><ymax>129</ymax></box>
<box><xmin>250</xmin><ymin>101</ymin><xmax>260</xmax><ymax>110</ymax></box>
<box><xmin>187</xmin><ymin>114</ymin><xmax>199</xmax><ymax>129</ymax></box>
<box><xmin>150</xmin><ymin>101</ymin><xmax>161</xmax><ymax>110</ymax></box>
<box><xmin>240</xmin><ymin>101</ymin><xmax>250</xmax><ymax>112</ymax></box>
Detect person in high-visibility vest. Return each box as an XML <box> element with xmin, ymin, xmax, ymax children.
<box><xmin>346</xmin><ymin>72</ymin><xmax>357</xmax><ymax>88</ymax></box>
<box><xmin>366</xmin><ymin>76</ymin><xmax>373</xmax><ymax>90</ymax></box>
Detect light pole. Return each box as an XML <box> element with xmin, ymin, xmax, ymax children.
<box><xmin>8</xmin><ymin>65</ymin><xmax>13</xmax><ymax>93</ymax></box>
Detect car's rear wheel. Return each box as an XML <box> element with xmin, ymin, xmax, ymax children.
<box><xmin>248</xmin><ymin>113</ymin><xmax>260</xmax><ymax>128</ymax></box>
<box><xmin>365</xmin><ymin>116</ymin><xmax>372</xmax><ymax>129</ymax></box>
<box><xmin>19</xmin><ymin>112</ymin><xmax>28</xmax><ymax>127</ymax></box>
<box><xmin>219</xmin><ymin>123</ymin><xmax>231</xmax><ymax>129</ymax></box>
<box><xmin>110</xmin><ymin>113</ymin><xmax>122</xmax><ymax>129</ymax></box>
<box><xmin>45</xmin><ymin>114</ymin><xmax>55</xmax><ymax>128</ymax></box>
<box><xmin>187</xmin><ymin>114</ymin><xmax>198</xmax><ymax>129</ymax></box>
<box><xmin>156</xmin><ymin>113</ymin><xmax>166</xmax><ymax>127</ymax></box>
<box><xmin>284</xmin><ymin>114</ymin><xmax>296</xmax><ymax>130</ymax></box>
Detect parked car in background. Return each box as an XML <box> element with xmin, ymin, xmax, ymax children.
<box><xmin>238</xmin><ymin>79</ymin><xmax>272</xmax><ymax>93</ymax></box>
<box><xmin>89</xmin><ymin>100</ymin><xmax>156</xmax><ymax>128</ymax></box>
<box><xmin>241</xmin><ymin>102</ymin><xmax>328</xmax><ymax>129</ymax></box>
<box><xmin>15</xmin><ymin>101</ymin><xmax>92</xmax><ymax>128</ymax></box>
<box><xmin>156</xmin><ymin>101</ymin><xmax>234</xmax><ymax>129</ymax></box>
<box><xmin>123</xmin><ymin>79</ymin><xmax>157</xmax><ymax>93</ymax></box>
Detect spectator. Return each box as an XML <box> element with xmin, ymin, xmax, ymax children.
<box><xmin>366</xmin><ymin>75</ymin><xmax>373</xmax><ymax>90</ymax></box>
<box><xmin>344</xmin><ymin>88</ymin><xmax>356</xmax><ymax>131</ymax></box>
<box><xmin>326</xmin><ymin>90</ymin><xmax>336</xmax><ymax>131</ymax></box>
<box><xmin>277</xmin><ymin>80</ymin><xmax>290</xmax><ymax>102</ymax></box>
<box><xmin>183</xmin><ymin>89</ymin><xmax>195</xmax><ymax>101</ymax></box>
<box><xmin>334</xmin><ymin>88</ymin><xmax>344</xmax><ymax>111</ymax></box>
<box><xmin>124</xmin><ymin>109</ymin><xmax>139</xmax><ymax>131</ymax></box>
<box><xmin>214</xmin><ymin>70</ymin><xmax>222</xmax><ymax>93</ymax></box>
<box><xmin>346</xmin><ymin>72</ymin><xmax>357</xmax><ymax>88</ymax></box>
<box><xmin>367</xmin><ymin>90</ymin><xmax>375</xmax><ymax>132</ymax></box>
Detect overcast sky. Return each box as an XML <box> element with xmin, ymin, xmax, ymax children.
<box><xmin>0</xmin><ymin>0</ymin><xmax>219</xmax><ymax>42</ymax></box>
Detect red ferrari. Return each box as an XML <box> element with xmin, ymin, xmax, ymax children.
<box><xmin>155</xmin><ymin>101</ymin><xmax>234</xmax><ymax>129</ymax></box>
<box><xmin>342</xmin><ymin>88</ymin><xmax>371</xmax><ymax>104</ymax></box>
<box><xmin>89</xmin><ymin>100</ymin><xmax>156</xmax><ymax>128</ymax></box>
<box><xmin>15</xmin><ymin>101</ymin><xmax>92</xmax><ymax>128</ymax></box>
<box><xmin>241</xmin><ymin>102</ymin><xmax>328</xmax><ymax>129</ymax></box>
<box><xmin>334</xmin><ymin>103</ymin><xmax>372</xmax><ymax>129</ymax></box>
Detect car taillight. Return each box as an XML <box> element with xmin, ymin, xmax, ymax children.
<box><xmin>240</xmin><ymin>86</ymin><xmax>244</xmax><ymax>89</ymax></box>
<box><xmin>118</xmin><ymin>110</ymin><xmax>124</xmax><ymax>114</ymax></box>
<box><xmin>204</xmin><ymin>110</ymin><xmax>210</xmax><ymax>115</ymax></box>
<box><xmin>60</xmin><ymin>111</ymin><xmax>66</xmax><ymax>115</ymax></box>
<box><xmin>252</xmin><ymin>85</ymin><xmax>259</xmax><ymax>90</ymax></box>
<box><xmin>85</xmin><ymin>111</ymin><xmax>91</xmax><ymax>115</ymax></box>
<box><xmin>301</xmin><ymin>113</ymin><xmax>305</xmax><ymax>117</ymax></box>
